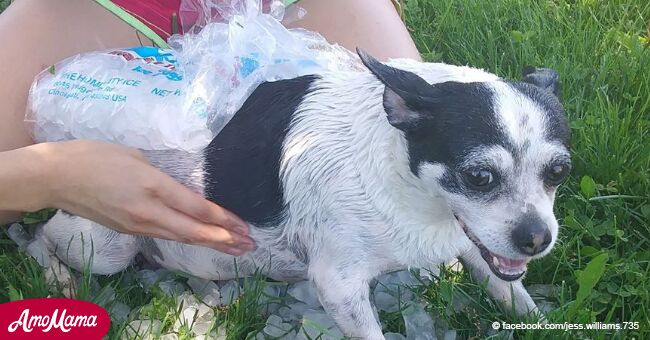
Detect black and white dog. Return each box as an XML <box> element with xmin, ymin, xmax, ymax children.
<box><xmin>39</xmin><ymin>50</ymin><xmax>570</xmax><ymax>339</ymax></box>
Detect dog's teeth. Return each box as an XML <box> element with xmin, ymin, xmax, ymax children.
<box><xmin>492</xmin><ymin>257</ymin><xmax>500</xmax><ymax>267</ymax></box>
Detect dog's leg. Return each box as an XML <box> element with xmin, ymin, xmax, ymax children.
<box><xmin>309</xmin><ymin>251</ymin><xmax>384</xmax><ymax>340</ymax></box>
<box><xmin>460</xmin><ymin>246</ymin><xmax>538</xmax><ymax>316</ymax></box>
<box><xmin>40</xmin><ymin>211</ymin><xmax>139</xmax><ymax>275</ymax></box>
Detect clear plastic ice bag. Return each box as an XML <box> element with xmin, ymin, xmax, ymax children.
<box><xmin>25</xmin><ymin>0</ymin><xmax>361</xmax><ymax>152</ymax></box>
<box><xmin>26</xmin><ymin>47</ymin><xmax>213</xmax><ymax>151</ymax></box>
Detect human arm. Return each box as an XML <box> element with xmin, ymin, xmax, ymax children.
<box><xmin>0</xmin><ymin>140</ymin><xmax>255</xmax><ymax>256</ymax></box>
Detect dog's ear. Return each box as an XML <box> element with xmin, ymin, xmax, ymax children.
<box><xmin>357</xmin><ymin>48</ymin><xmax>435</xmax><ymax>130</ymax></box>
<box><xmin>522</xmin><ymin>66</ymin><xmax>560</xmax><ymax>96</ymax></box>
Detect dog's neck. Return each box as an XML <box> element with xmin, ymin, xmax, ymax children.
<box><xmin>342</xmin><ymin>72</ymin><xmax>471</xmax><ymax>266</ymax></box>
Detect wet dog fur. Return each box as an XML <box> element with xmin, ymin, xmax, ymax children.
<box><xmin>38</xmin><ymin>50</ymin><xmax>570</xmax><ymax>339</ymax></box>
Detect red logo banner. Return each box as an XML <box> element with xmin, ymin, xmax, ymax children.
<box><xmin>0</xmin><ymin>298</ymin><xmax>110</xmax><ymax>339</ymax></box>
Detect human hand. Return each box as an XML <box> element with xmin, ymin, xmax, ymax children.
<box><xmin>37</xmin><ymin>140</ymin><xmax>255</xmax><ymax>256</ymax></box>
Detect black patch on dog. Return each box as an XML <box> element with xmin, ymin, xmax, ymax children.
<box><xmin>404</xmin><ymin>82</ymin><xmax>510</xmax><ymax>169</ymax></box>
<box><xmin>203</xmin><ymin>75</ymin><xmax>318</xmax><ymax>226</ymax></box>
<box><xmin>401</xmin><ymin>82</ymin><xmax>513</xmax><ymax>198</ymax></box>
<box><xmin>358</xmin><ymin>50</ymin><xmax>515</xmax><ymax>197</ymax></box>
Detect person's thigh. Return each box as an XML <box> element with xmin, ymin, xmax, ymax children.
<box><xmin>285</xmin><ymin>0</ymin><xmax>421</xmax><ymax>61</ymax></box>
<box><xmin>0</xmin><ymin>0</ymin><xmax>150</xmax><ymax>152</ymax></box>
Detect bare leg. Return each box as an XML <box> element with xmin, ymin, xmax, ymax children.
<box><xmin>286</xmin><ymin>0</ymin><xmax>421</xmax><ymax>61</ymax></box>
<box><xmin>0</xmin><ymin>0</ymin><xmax>148</xmax><ymax>222</ymax></box>
<box><xmin>0</xmin><ymin>0</ymin><xmax>149</xmax><ymax>151</ymax></box>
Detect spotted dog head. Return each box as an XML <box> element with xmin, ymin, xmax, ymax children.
<box><xmin>359</xmin><ymin>50</ymin><xmax>571</xmax><ymax>281</ymax></box>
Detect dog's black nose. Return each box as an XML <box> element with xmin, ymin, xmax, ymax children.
<box><xmin>512</xmin><ymin>213</ymin><xmax>552</xmax><ymax>255</ymax></box>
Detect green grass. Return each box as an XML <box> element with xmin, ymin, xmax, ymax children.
<box><xmin>1</xmin><ymin>0</ymin><xmax>649</xmax><ymax>339</ymax></box>
<box><xmin>404</xmin><ymin>0</ymin><xmax>649</xmax><ymax>338</ymax></box>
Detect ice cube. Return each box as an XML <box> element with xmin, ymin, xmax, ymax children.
<box><xmin>192</xmin><ymin>320</ymin><xmax>213</xmax><ymax>336</ymax></box>
<box><xmin>419</xmin><ymin>266</ymin><xmax>440</xmax><ymax>283</ymax></box>
<box><xmin>26</xmin><ymin>238</ymin><xmax>51</xmax><ymax>267</ymax></box>
<box><xmin>259</xmin><ymin>284</ymin><xmax>280</xmax><ymax>304</ymax></box>
<box><xmin>187</xmin><ymin>277</ymin><xmax>222</xmax><ymax>307</ymax></box>
<box><xmin>278</xmin><ymin>301</ymin><xmax>309</xmax><ymax>322</ymax></box>
<box><xmin>374</xmin><ymin>270</ymin><xmax>418</xmax><ymax>303</ymax></box>
<box><xmin>182</xmin><ymin>306</ymin><xmax>199</xmax><ymax>324</ymax></box>
<box><xmin>174</xmin><ymin>305</ymin><xmax>198</xmax><ymax>332</ymax></box>
<box><xmin>300</xmin><ymin>309</ymin><xmax>344</xmax><ymax>340</ymax></box>
<box><xmin>219</xmin><ymin>280</ymin><xmax>240</xmax><ymax>305</ymax></box>
<box><xmin>245</xmin><ymin>330</ymin><xmax>266</xmax><ymax>340</ymax></box>
<box><xmin>287</xmin><ymin>281</ymin><xmax>320</xmax><ymax>307</ymax></box>
<box><xmin>446</xmin><ymin>259</ymin><xmax>463</xmax><ymax>272</ymax></box>
<box><xmin>159</xmin><ymin>280</ymin><xmax>186</xmax><ymax>296</ymax></box>
<box><xmin>177</xmin><ymin>292</ymin><xmax>200</xmax><ymax>311</ymax></box>
<box><xmin>402</xmin><ymin>303</ymin><xmax>436</xmax><ymax>340</ymax></box>
<box><xmin>203</xmin><ymin>293</ymin><xmax>222</xmax><ymax>307</ymax></box>
<box><xmin>263</xmin><ymin>314</ymin><xmax>294</xmax><ymax>338</ymax></box>
<box><xmin>187</xmin><ymin>277</ymin><xmax>220</xmax><ymax>298</ymax></box>
<box><xmin>44</xmin><ymin>256</ymin><xmax>75</xmax><ymax>298</ymax></box>
<box><xmin>277</xmin><ymin>306</ymin><xmax>292</xmax><ymax>322</ymax></box>
<box><xmin>278</xmin><ymin>330</ymin><xmax>297</xmax><ymax>339</ymax></box>
<box><xmin>373</xmin><ymin>291</ymin><xmax>400</xmax><ymax>313</ymax></box>
<box><xmin>7</xmin><ymin>223</ymin><xmax>30</xmax><ymax>249</ymax></box>
<box><xmin>258</xmin><ymin>284</ymin><xmax>283</xmax><ymax>315</ymax></box>
<box><xmin>160</xmin><ymin>333</ymin><xmax>179</xmax><ymax>340</ymax></box>
<box><xmin>192</xmin><ymin>335</ymin><xmax>212</xmax><ymax>340</ymax></box>
<box><xmin>173</xmin><ymin>292</ymin><xmax>215</xmax><ymax>334</ymax></box>
<box><xmin>136</xmin><ymin>269</ymin><xmax>160</xmax><ymax>290</ymax></box>
<box><xmin>192</xmin><ymin>304</ymin><xmax>215</xmax><ymax>336</ymax></box>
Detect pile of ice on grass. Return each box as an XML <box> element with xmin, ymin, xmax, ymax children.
<box><xmin>25</xmin><ymin>0</ymin><xmax>362</xmax><ymax>153</ymax></box>
<box><xmin>126</xmin><ymin>268</ymin><xmax>454</xmax><ymax>340</ymax></box>
<box><xmin>5</xmin><ymin>223</ymin><xmax>460</xmax><ymax>340</ymax></box>
<box><xmin>7</xmin><ymin>222</ymin><xmax>559</xmax><ymax>339</ymax></box>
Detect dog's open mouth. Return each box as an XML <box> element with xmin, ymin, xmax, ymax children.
<box><xmin>455</xmin><ymin>215</ymin><xmax>528</xmax><ymax>281</ymax></box>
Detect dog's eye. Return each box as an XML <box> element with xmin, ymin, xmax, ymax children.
<box><xmin>464</xmin><ymin>169</ymin><xmax>495</xmax><ymax>189</ymax></box>
<box><xmin>545</xmin><ymin>163</ymin><xmax>570</xmax><ymax>186</ymax></box>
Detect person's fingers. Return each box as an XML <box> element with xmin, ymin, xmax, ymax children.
<box><xmin>157</xmin><ymin>175</ymin><xmax>250</xmax><ymax>235</ymax></box>
<box><xmin>205</xmin><ymin>200</ymin><xmax>249</xmax><ymax>234</ymax></box>
<box><xmin>123</xmin><ymin>224</ymin><xmax>248</xmax><ymax>256</ymax></box>
<box><xmin>123</xmin><ymin>224</ymin><xmax>247</xmax><ymax>255</ymax></box>
<box><xmin>149</xmin><ymin>204</ymin><xmax>256</xmax><ymax>255</ymax></box>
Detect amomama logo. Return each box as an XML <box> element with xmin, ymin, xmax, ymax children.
<box><xmin>0</xmin><ymin>298</ymin><xmax>110</xmax><ymax>339</ymax></box>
